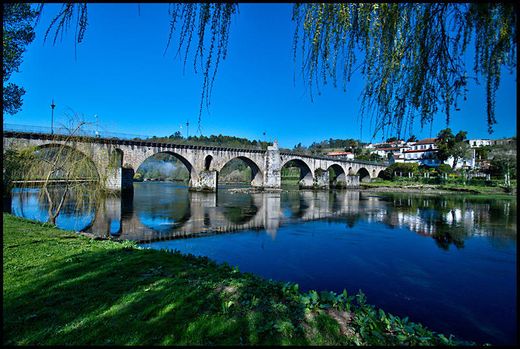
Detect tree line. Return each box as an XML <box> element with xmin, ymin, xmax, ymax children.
<box><xmin>138</xmin><ymin>132</ymin><xmax>271</xmax><ymax>150</ymax></box>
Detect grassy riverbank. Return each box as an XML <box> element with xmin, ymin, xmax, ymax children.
<box><xmin>3</xmin><ymin>213</ymin><xmax>473</xmax><ymax>345</ymax></box>
<box><xmin>361</xmin><ymin>179</ymin><xmax>516</xmax><ymax>196</ymax></box>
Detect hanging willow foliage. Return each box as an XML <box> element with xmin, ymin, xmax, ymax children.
<box><xmin>36</xmin><ymin>4</ymin><xmax>515</xmax><ymax>137</ymax></box>
<box><xmin>36</xmin><ymin>3</ymin><xmax>237</xmax><ymax>131</ymax></box>
<box><xmin>292</xmin><ymin>3</ymin><xmax>517</xmax><ymax>138</ymax></box>
<box><xmin>36</xmin><ymin>2</ymin><xmax>88</xmax><ymax>60</ymax></box>
<box><xmin>164</xmin><ymin>3</ymin><xmax>237</xmax><ymax>129</ymax></box>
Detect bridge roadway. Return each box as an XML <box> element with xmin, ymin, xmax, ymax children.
<box><xmin>3</xmin><ymin>131</ymin><xmax>388</xmax><ymax>192</ymax></box>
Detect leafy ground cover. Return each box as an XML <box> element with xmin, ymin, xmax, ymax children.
<box><xmin>3</xmin><ymin>213</ymin><xmax>474</xmax><ymax>345</ymax></box>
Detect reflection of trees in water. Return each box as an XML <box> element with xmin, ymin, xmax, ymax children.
<box><xmin>221</xmin><ymin>192</ymin><xmax>258</xmax><ymax>225</ymax></box>
<box><xmin>18</xmin><ymin>184</ymin><xmax>97</xmax><ymax>218</ymax></box>
<box><xmin>344</xmin><ymin>213</ymin><xmax>361</xmax><ymax>228</ymax></box>
<box><xmin>133</xmin><ymin>184</ymin><xmax>191</xmax><ymax>229</ymax></box>
<box><xmin>12</xmin><ymin>184</ymin><xmax>97</xmax><ymax>231</ymax></box>
<box><xmin>327</xmin><ymin>191</ymin><xmax>343</xmax><ymax>212</ymax></box>
<box><xmin>374</xmin><ymin>193</ymin><xmax>516</xmax><ymax>249</ymax></box>
<box><xmin>281</xmin><ymin>191</ymin><xmax>309</xmax><ymax>219</ymax></box>
<box><xmin>432</xmin><ymin>229</ymin><xmax>465</xmax><ymax>250</ymax></box>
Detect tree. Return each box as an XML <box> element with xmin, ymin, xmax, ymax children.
<box><xmin>450</xmin><ymin>132</ymin><xmax>471</xmax><ymax>170</ymax></box>
<box><xmin>3</xmin><ymin>3</ymin><xmax>38</xmax><ymax>115</ymax></box>
<box><xmin>293</xmin><ymin>3</ymin><xmax>516</xmax><ymax>137</ymax></box>
<box><xmin>293</xmin><ymin>142</ymin><xmax>308</xmax><ymax>153</ymax></box>
<box><xmin>435</xmin><ymin>128</ymin><xmax>470</xmax><ymax>169</ymax></box>
<box><xmin>489</xmin><ymin>153</ymin><xmax>516</xmax><ymax>179</ymax></box>
<box><xmin>406</xmin><ymin>135</ymin><xmax>417</xmax><ymax>143</ymax></box>
<box><xmin>169</xmin><ymin>131</ymin><xmax>183</xmax><ymax>140</ymax></box>
<box><xmin>381</xmin><ymin>163</ymin><xmax>420</xmax><ymax>179</ymax></box>
<box><xmin>11</xmin><ymin>121</ymin><xmax>105</xmax><ymax>225</ymax></box>
<box><xmin>34</xmin><ymin>4</ymin><xmax>517</xmax><ymax>135</ymax></box>
<box><xmin>487</xmin><ymin>142</ymin><xmax>517</xmax><ymax>179</ymax></box>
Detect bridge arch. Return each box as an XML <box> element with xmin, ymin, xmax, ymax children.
<box><xmin>218</xmin><ymin>156</ymin><xmax>264</xmax><ymax>187</ymax></box>
<box><xmin>327</xmin><ymin>164</ymin><xmax>346</xmax><ymax>188</ymax></box>
<box><xmin>110</xmin><ymin>148</ymin><xmax>123</xmax><ymax>167</ymax></box>
<box><xmin>134</xmin><ymin>151</ymin><xmax>196</xmax><ymax>183</ymax></box>
<box><xmin>376</xmin><ymin>169</ymin><xmax>386</xmax><ymax>179</ymax></box>
<box><xmin>357</xmin><ymin>167</ymin><xmax>371</xmax><ymax>182</ymax></box>
<box><xmin>204</xmin><ymin>154</ymin><xmax>213</xmax><ymax>171</ymax></box>
<box><xmin>31</xmin><ymin>143</ymin><xmax>101</xmax><ymax>180</ymax></box>
<box><xmin>281</xmin><ymin>158</ymin><xmax>314</xmax><ymax>188</ymax></box>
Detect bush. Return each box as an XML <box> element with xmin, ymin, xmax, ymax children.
<box><xmin>133</xmin><ymin>172</ymin><xmax>144</xmax><ymax>182</ymax></box>
<box><xmin>386</xmin><ymin>163</ymin><xmax>419</xmax><ymax>178</ymax></box>
<box><xmin>436</xmin><ymin>164</ymin><xmax>452</xmax><ymax>174</ymax></box>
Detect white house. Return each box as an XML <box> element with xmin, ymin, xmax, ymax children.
<box><xmin>468</xmin><ymin>139</ymin><xmax>493</xmax><ymax>148</ymax></box>
<box><xmin>326</xmin><ymin>151</ymin><xmax>355</xmax><ymax>160</ymax></box>
<box><xmin>401</xmin><ymin>138</ymin><xmax>440</xmax><ymax>166</ymax></box>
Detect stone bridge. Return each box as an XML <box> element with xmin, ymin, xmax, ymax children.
<box><xmin>3</xmin><ymin>131</ymin><xmax>388</xmax><ymax>192</ymax></box>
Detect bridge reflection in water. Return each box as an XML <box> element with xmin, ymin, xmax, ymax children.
<box><xmin>86</xmin><ymin>187</ymin><xmax>367</xmax><ymax>242</ymax></box>
<box><xmin>10</xmin><ymin>182</ymin><xmax>515</xmax><ymax>246</ymax></box>
<box><xmin>78</xmin><ymin>183</ymin><xmax>515</xmax><ymax>246</ymax></box>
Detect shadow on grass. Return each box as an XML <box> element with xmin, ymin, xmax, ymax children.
<box><xmin>3</xmin><ymin>240</ymin><xmax>316</xmax><ymax>345</ymax></box>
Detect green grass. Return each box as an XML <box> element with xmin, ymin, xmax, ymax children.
<box><xmin>362</xmin><ymin>179</ymin><xmax>515</xmax><ymax>196</ymax></box>
<box><xmin>3</xmin><ymin>213</ymin><xmax>473</xmax><ymax>345</ymax></box>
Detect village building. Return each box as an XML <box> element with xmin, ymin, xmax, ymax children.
<box><xmin>326</xmin><ymin>151</ymin><xmax>355</xmax><ymax>160</ymax></box>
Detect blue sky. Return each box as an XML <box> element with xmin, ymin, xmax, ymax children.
<box><xmin>6</xmin><ymin>3</ymin><xmax>517</xmax><ymax>148</ymax></box>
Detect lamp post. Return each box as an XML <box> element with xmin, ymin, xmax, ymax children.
<box><xmin>50</xmin><ymin>99</ymin><xmax>56</xmax><ymax>135</ymax></box>
<box><xmin>186</xmin><ymin>120</ymin><xmax>189</xmax><ymax>138</ymax></box>
<box><xmin>94</xmin><ymin>114</ymin><xmax>99</xmax><ymax>137</ymax></box>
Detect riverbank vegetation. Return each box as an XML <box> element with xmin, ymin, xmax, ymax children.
<box><xmin>369</xmin><ymin>161</ymin><xmax>516</xmax><ymax>195</ymax></box>
<box><xmin>362</xmin><ymin>179</ymin><xmax>516</xmax><ymax>196</ymax></box>
<box><xmin>3</xmin><ymin>213</ymin><xmax>475</xmax><ymax>345</ymax></box>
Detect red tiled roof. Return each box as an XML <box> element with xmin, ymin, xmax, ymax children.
<box><xmin>374</xmin><ymin>147</ymin><xmax>400</xmax><ymax>151</ymax></box>
<box><xmin>327</xmin><ymin>152</ymin><xmax>353</xmax><ymax>155</ymax></box>
<box><xmin>404</xmin><ymin>148</ymin><xmax>438</xmax><ymax>153</ymax></box>
<box><xmin>415</xmin><ymin>138</ymin><xmax>437</xmax><ymax>145</ymax></box>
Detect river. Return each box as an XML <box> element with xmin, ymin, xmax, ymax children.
<box><xmin>9</xmin><ymin>182</ymin><xmax>517</xmax><ymax>345</ymax></box>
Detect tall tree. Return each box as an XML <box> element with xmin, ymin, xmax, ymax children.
<box><xmin>406</xmin><ymin>135</ymin><xmax>418</xmax><ymax>143</ymax></box>
<box><xmin>435</xmin><ymin>128</ymin><xmax>470</xmax><ymax>169</ymax></box>
<box><xmin>3</xmin><ymin>3</ymin><xmax>38</xmax><ymax>115</ymax></box>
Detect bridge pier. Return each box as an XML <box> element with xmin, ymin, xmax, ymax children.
<box><xmin>190</xmin><ymin>170</ymin><xmax>218</xmax><ymax>192</ymax></box>
<box><xmin>330</xmin><ymin>172</ymin><xmax>347</xmax><ymax>189</ymax></box>
<box><xmin>314</xmin><ymin>169</ymin><xmax>329</xmax><ymax>189</ymax></box>
<box><xmin>105</xmin><ymin>168</ymin><xmax>122</xmax><ymax>191</ymax></box>
<box><xmin>346</xmin><ymin>175</ymin><xmax>360</xmax><ymax>187</ymax></box>
<box><xmin>122</xmin><ymin>167</ymin><xmax>135</xmax><ymax>192</ymax></box>
<box><xmin>263</xmin><ymin>142</ymin><xmax>282</xmax><ymax>189</ymax></box>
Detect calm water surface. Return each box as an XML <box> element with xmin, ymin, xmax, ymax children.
<box><xmin>10</xmin><ymin>182</ymin><xmax>517</xmax><ymax>345</ymax></box>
